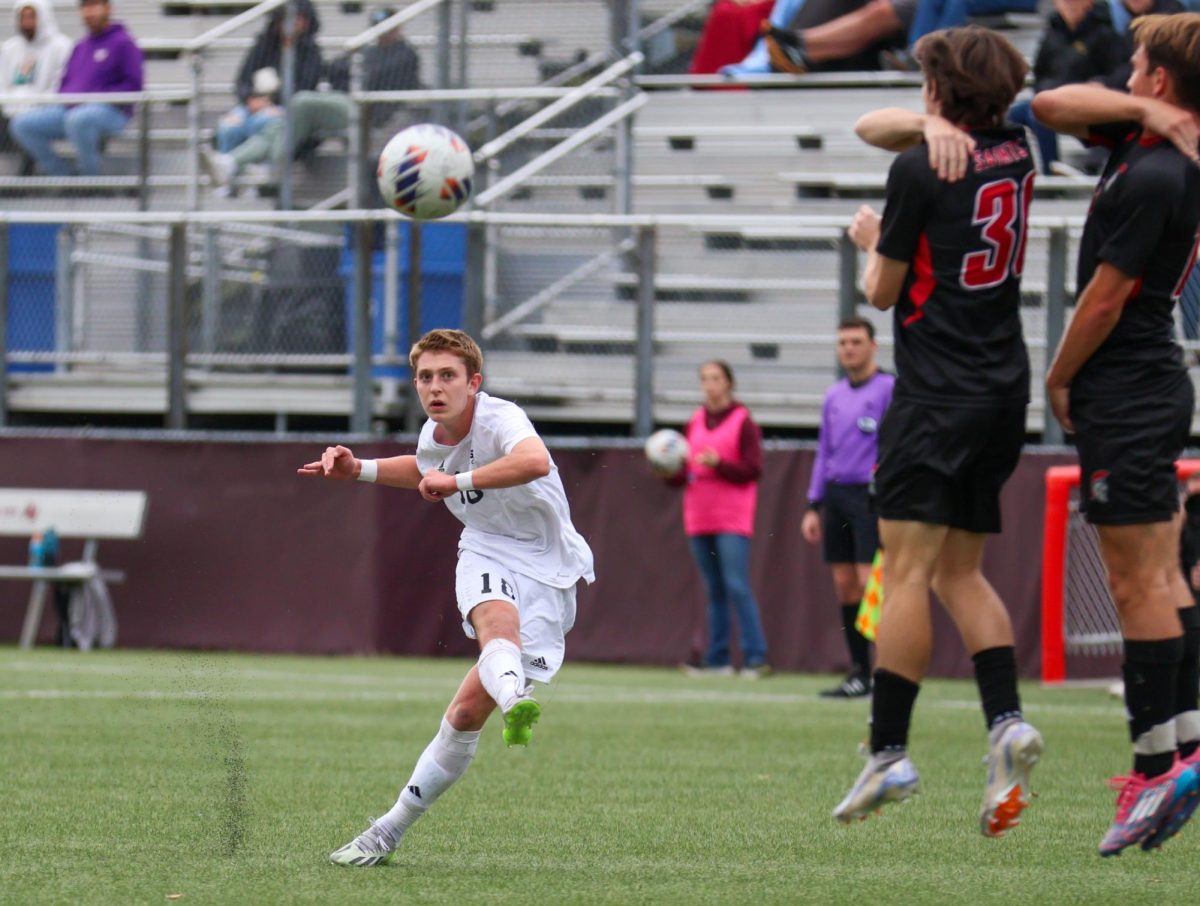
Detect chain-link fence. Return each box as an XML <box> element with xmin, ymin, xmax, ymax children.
<box><xmin>1</xmin><ymin>209</ymin><xmax>1093</xmax><ymax>434</ymax></box>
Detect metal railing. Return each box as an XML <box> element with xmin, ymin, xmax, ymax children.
<box><xmin>0</xmin><ymin>209</ymin><xmax>1100</xmax><ymax>439</ymax></box>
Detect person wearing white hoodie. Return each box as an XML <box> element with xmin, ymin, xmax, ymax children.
<box><xmin>0</xmin><ymin>0</ymin><xmax>71</xmax><ymax>155</ymax></box>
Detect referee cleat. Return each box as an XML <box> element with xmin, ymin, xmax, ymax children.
<box><xmin>820</xmin><ymin>673</ymin><xmax>871</xmax><ymax>699</ymax></box>
<box><xmin>329</xmin><ymin>818</ymin><xmax>398</xmax><ymax>867</ymax></box>
<box><xmin>1099</xmin><ymin>760</ymin><xmax>1197</xmax><ymax>856</ymax></box>
<box><xmin>980</xmin><ymin>720</ymin><xmax>1043</xmax><ymax>837</ymax></box>
<box><xmin>833</xmin><ymin>750</ymin><xmax>920</xmax><ymax>823</ymax></box>
<box><xmin>762</xmin><ymin>23</ymin><xmax>811</xmax><ymax>74</ymax></box>
<box><xmin>502</xmin><ymin>694</ymin><xmax>542</xmax><ymax>747</ymax></box>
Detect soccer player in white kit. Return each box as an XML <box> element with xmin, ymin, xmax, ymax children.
<box><xmin>298</xmin><ymin>329</ymin><xmax>595</xmax><ymax>867</ymax></box>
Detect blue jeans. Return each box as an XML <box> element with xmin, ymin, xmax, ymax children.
<box><xmin>216</xmin><ymin>104</ymin><xmax>283</xmax><ymax>154</ymax></box>
<box><xmin>688</xmin><ymin>533</ymin><xmax>768</xmax><ymax>667</ymax></box>
<box><xmin>9</xmin><ymin>103</ymin><xmax>128</xmax><ymax>176</ymax></box>
<box><xmin>908</xmin><ymin>0</ymin><xmax>1037</xmax><ymax>46</ymax></box>
<box><xmin>1008</xmin><ymin>98</ymin><xmax>1058</xmax><ymax>174</ymax></box>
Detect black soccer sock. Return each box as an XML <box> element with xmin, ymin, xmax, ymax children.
<box><xmin>840</xmin><ymin>602</ymin><xmax>871</xmax><ymax>677</ymax></box>
<box><xmin>972</xmin><ymin>646</ymin><xmax>1023</xmax><ymax>732</ymax></box>
<box><xmin>869</xmin><ymin>669</ymin><xmax>920</xmax><ymax>754</ymax></box>
<box><xmin>1175</xmin><ymin>607</ymin><xmax>1200</xmax><ymax>759</ymax></box>
<box><xmin>1124</xmin><ymin>637</ymin><xmax>1183</xmax><ymax>778</ymax></box>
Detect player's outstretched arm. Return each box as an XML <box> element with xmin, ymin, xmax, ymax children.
<box><xmin>1032</xmin><ymin>84</ymin><xmax>1200</xmax><ymax>162</ymax></box>
<box><xmin>855</xmin><ymin>109</ymin><xmax>976</xmax><ymax>181</ymax></box>
<box><xmin>417</xmin><ymin>436</ymin><xmax>552</xmax><ymax>501</ymax></box>
<box><xmin>297</xmin><ymin>445</ymin><xmax>422</xmax><ymax>488</ymax></box>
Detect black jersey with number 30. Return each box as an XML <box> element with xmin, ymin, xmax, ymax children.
<box><xmin>1072</xmin><ymin>125</ymin><xmax>1200</xmax><ymax>400</ymax></box>
<box><xmin>876</xmin><ymin>127</ymin><xmax>1035</xmax><ymax>406</ymax></box>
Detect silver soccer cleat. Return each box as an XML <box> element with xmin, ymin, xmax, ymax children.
<box><xmin>980</xmin><ymin>720</ymin><xmax>1044</xmax><ymax>838</ymax></box>
<box><xmin>328</xmin><ymin>818</ymin><xmax>399</xmax><ymax>868</ymax></box>
<box><xmin>833</xmin><ymin>751</ymin><xmax>921</xmax><ymax>822</ymax></box>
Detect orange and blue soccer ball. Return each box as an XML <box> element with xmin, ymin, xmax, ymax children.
<box><xmin>376</xmin><ymin>123</ymin><xmax>474</xmax><ymax>220</ymax></box>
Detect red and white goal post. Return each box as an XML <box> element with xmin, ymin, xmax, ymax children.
<box><xmin>1041</xmin><ymin>459</ymin><xmax>1200</xmax><ymax>684</ymax></box>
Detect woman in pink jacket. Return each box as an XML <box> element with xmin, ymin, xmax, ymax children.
<box><xmin>672</xmin><ymin>360</ymin><xmax>770</xmax><ymax>677</ymax></box>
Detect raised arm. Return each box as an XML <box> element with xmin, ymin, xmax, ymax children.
<box><xmin>1032</xmin><ymin>83</ymin><xmax>1200</xmax><ymax>160</ymax></box>
<box><xmin>297</xmin><ymin>444</ymin><xmax>422</xmax><ymax>488</ymax></box>
<box><xmin>855</xmin><ymin>108</ymin><xmax>976</xmax><ymax>181</ymax></box>
<box><xmin>417</xmin><ymin>436</ymin><xmax>552</xmax><ymax>502</ymax></box>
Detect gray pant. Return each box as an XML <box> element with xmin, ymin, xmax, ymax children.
<box><xmin>229</xmin><ymin>91</ymin><xmax>352</xmax><ymax>170</ymax></box>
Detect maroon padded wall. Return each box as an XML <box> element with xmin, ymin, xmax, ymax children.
<box><xmin>0</xmin><ymin>435</ymin><xmax>1077</xmax><ymax>678</ymax></box>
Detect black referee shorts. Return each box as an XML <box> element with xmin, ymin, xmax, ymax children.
<box><xmin>874</xmin><ymin>398</ymin><xmax>1026</xmax><ymax>534</ymax></box>
<box><xmin>821</xmin><ymin>483</ymin><xmax>879</xmax><ymax>564</ymax></box>
<box><xmin>1072</xmin><ymin>377</ymin><xmax>1193</xmax><ymax>526</ymax></box>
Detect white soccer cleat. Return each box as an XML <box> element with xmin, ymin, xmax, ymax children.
<box><xmin>328</xmin><ymin>818</ymin><xmax>399</xmax><ymax>867</ymax></box>
<box><xmin>833</xmin><ymin>751</ymin><xmax>920</xmax><ymax>822</ymax></box>
<box><xmin>980</xmin><ymin>720</ymin><xmax>1044</xmax><ymax>837</ymax></box>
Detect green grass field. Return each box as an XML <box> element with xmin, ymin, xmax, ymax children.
<box><xmin>2</xmin><ymin>648</ymin><xmax>1197</xmax><ymax>905</ymax></box>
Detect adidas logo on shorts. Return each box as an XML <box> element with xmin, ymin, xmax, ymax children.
<box><xmin>528</xmin><ymin>656</ymin><xmax>549</xmax><ymax>671</ymax></box>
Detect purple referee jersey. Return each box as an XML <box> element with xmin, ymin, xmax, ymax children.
<box><xmin>807</xmin><ymin>370</ymin><xmax>896</xmax><ymax>504</ymax></box>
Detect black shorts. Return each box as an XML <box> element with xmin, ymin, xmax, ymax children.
<box><xmin>1071</xmin><ymin>378</ymin><xmax>1193</xmax><ymax>525</ymax></box>
<box><xmin>874</xmin><ymin>398</ymin><xmax>1026</xmax><ymax>534</ymax></box>
<box><xmin>821</xmin><ymin>483</ymin><xmax>879</xmax><ymax>564</ymax></box>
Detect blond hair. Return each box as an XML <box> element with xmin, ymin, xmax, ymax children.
<box><xmin>1130</xmin><ymin>13</ymin><xmax>1200</xmax><ymax>113</ymax></box>
<box><xmin>409</xmin><ymin>328</ymin><xmax>484</xmax><ymax>376</ymax></box>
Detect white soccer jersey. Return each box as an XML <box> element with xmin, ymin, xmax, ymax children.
<box><xmin>415</xmin><ymin>392</ymin><xmax>595</xmax><ymax>589</ymax></box>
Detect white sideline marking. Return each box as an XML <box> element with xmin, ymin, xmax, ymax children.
<box><xmin>0</xmin><ymin>684</ymin><xmax>1123</xmax><ymax>717</ymax></box>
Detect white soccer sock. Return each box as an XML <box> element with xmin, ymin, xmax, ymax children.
<box><xmin>1176</xmin><ymin>710</ymin><xmax>1200</xmax><ymax>748</ymax></box>
<box><xmin>378</xmin><ymin>718</ymin><xmax>481</xmax><ymax>840</ymax></box>
<box><xmin>1133</xmin><ymin>718</ymin><xmax>1177</xmax><ymax>759</ymax></box>
<box><xmin>477</xmin><ymin>638</ymin><xmax>526</xmax><ymax>713</ymax></box>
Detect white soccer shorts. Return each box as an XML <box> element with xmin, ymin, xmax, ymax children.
<box><xmin>454</xmin><ymin>549</ymin><xmax>577</xmax><ymax>683</ymax></box>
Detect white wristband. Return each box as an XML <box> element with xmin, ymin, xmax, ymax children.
<box><xmin>356</xmin><ymin>459</ymin><xmax>378</xmax><ymax>483</ymax></box>
<box><xmin>455</xmin><ymin>471</ymin><xmax>475</xmax><ymax>492</ymax></box>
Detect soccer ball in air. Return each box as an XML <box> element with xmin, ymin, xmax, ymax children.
<box><xmin>645</xmin><ymin>429</ymin><xmax>690</xmax><ymax>474</ymax></box>
<box><xmin>376</xmin><ymin>123</ymin><xmax>474</xmax><ymax>220</ymax></box>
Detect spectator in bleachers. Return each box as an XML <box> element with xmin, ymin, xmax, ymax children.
<box><xmin>891</xmin><ymin>0</ymin><xmax>1039</xmax><ymax>67</ymax></box>
<box><xmin>758</xmin><ymin>0</ymin><xmax>1040</xmax><ymax>74</ymax></box>
<box><xmin>1008</xmin><ymin>0</ymin><xmax>1125</xmax><ymax>173</ymax></box>
<box><xmin>8</xmin><ymin>0</ymin><xmax>141</xmax><ymax>176</ymax></box>
<box><xmin>725</xmin><ymin>0</ymin><xmax>914</xmax><ymax>75</ymax></box>
<box><xmin>1101</xmin><ymin>0</ymin><xmax>1184</xmax><ymax>87</ymax></box>
<box><xmin>203</xmin><ymin>6</ymin><xmax>422</xmax><ymax>195</ymax></box>
<box><xmin>689</xmin><ymin>0</ymin><xmax>776</xmax><ymax>74</ymax></box>
<box><xmin>0</xmin><ymin>0</ymin><xmax>72</xmax><ymax>163</ymax></box>
<box><xmin>210</xmin><ymin>0</ymin><xmax>322</xmax><ymax>182</ymax></box>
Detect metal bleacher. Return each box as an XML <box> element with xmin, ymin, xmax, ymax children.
<box><xmin>479</xmin><ymin>7</ymin><xmax>1092</xmax><ymax>430</ymax></box>
<box><xmin>3</xmin><ymin>2</ymin><xmax>1100</xmax><ymax>432</ymax></box>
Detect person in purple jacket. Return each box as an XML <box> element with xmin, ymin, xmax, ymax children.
<box><xmin>9</xmin><ymin>0</ymin><xmax>142</xmax><ymax>176</ymax></box>
<box><xmin>802</xmin><ymin>316</ymin><xmax>894</xmax><ymax>698</ymax></box>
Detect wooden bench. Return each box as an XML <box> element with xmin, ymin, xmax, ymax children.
<box><xmin>0</xmin><ymin>488</ymin><xmax>148</xmax><ymax>650</ymax></box>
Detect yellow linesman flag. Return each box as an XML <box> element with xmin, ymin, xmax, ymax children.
<box><xmin>855</xmin><ymin>549</ymin><xmax>884</xmax><ymax>642</ymax></box>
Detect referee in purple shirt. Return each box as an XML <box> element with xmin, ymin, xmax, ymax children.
<box><xmin>802</xmin><ymin>316</ymin><xmax>895</xmax><ymax>697</ymax></box>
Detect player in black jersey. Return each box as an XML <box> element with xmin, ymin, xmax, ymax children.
<box><xmin>830</xmin><ymin>26</ymin><xmax>1045</xmax><ymax>836</ymax></box>
<box><xmin>1034</xmin><ymin>13</ymin><xmax>1200</xmax><ymax>856</ymax></box>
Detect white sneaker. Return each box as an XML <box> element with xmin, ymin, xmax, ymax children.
<box><xmin>201</xmin><ymin>147</ymin><xmax>236</xmax><ymax>189</ymax></box>
<box><xmin>328</xmin><ymin>818</ymin><xmax>399</xmax><ymax>867</ymax></box>
<box><xmin>833</xmin><ymin>750</ymin><xmax>920</xmax><ymax>822</ymax></box>
<box><xmin>980</xmin><ymin>720</ymin><xmax>1043</xmax><ymax>837</ymax></box>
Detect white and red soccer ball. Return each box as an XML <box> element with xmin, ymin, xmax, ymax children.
<box><xmin>376</xmin><ymin>123</ymin><xmax>474</xmax><ymax>220</ymax></box>
<box><xmin>644</xmin><ymin>428</ymin><xmax>690</xmax><ymax>474</ymax></box>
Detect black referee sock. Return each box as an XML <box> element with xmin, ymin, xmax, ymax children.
<box><xmin>869</xmin><ymin>669</ymin><xmax>920</xmax><ymax>755</ymax></box>
<box><xmin>1175</xmin><ymin>607</ymin><xmax>1200</xmax><ymax>759</ymax></box>
<box><xmin>1124</xmin><ymin>637</ymin><xmax>1183</xmax><ymax>779</ymax></box>
<box><xmin>971</xmin><ymin>646</ymin><xmax>1022</xmax><ymax>732</ymax></box>
<box><xmin>840</xmin><ymin>602</ymin><xmax>871</xmax><ymax>677</ymax></box>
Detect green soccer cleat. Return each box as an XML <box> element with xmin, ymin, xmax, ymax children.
<box><xmin>503</xmin><ymin>697</ymin><xmax>542</xmax><ymax>747</ymax></box>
